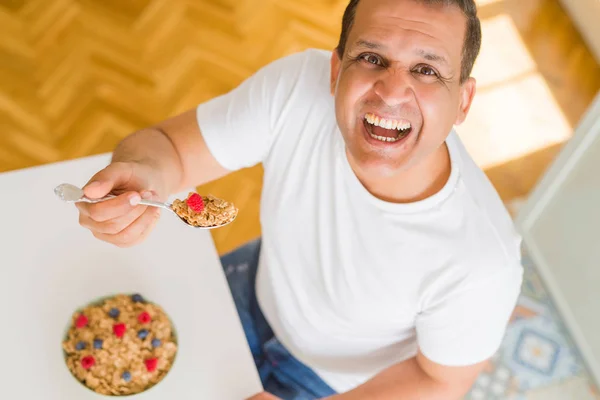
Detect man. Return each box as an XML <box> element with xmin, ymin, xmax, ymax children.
<box><xmin>75</xmin><ymin>0</ymin><xmax>523</xmax><ymax>398</ymax></box>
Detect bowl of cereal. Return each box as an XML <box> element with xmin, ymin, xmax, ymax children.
<box><xmin>62</xmin><ymin>293</ymin><xmax>178</xmax><ymax>396</ymax></box>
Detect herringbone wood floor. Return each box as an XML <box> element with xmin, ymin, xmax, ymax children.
<box><xmin>1</xmin><ymin>0</ymin><xmax>599</xmax><ymax>254</ymax></box>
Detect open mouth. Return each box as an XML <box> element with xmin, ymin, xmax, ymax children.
<box><xmin>363</xmin><ymin>113</ymin><xmax>412</xmax><ymax>143</ymax></box>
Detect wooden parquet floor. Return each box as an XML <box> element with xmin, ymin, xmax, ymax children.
<box><xmin>1</xmin><ymin>0</ymin><xmax>599</xmax><ymax>255</ymax></box>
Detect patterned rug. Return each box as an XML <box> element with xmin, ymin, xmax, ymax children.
<box><xmin>464</xmin><ymin>243</ymin><xmax>599</xmax><ymax>400</ymax></box>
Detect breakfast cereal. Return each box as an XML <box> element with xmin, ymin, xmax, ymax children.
<box><xmin>172</xmin><ymin>192</ymin><xmax>237</xmax><ymax>227</ymax></box>
<box><xmin>62</xmin><ymin>294</ymin><xmax>177</xmax><ymax>396</ymax></box>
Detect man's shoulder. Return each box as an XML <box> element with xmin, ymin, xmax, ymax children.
<box><xmin>262</xmin><ymin>48</ymin><xmax>331</xmax><ymax>91</ymax></box>
<box><xmin>445</xmin><ymin>131</ymin><xmax>522</xmax><ymax>267</ymax></box>
<box><xmin>447</xmin><ymin>130</ymin><xmax>516</xmax><ymax>229</ymax></box>
<box><xmin>275</xmin><ymin>48</ymin><xmax>333</xmax><ymax>65</ymax></box>
<box><xmin>263</xmin><ymin>48</ymin><xmax>332</xmax><ymax>78</ymax></box>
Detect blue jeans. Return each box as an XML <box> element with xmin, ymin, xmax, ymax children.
<box><xmin>220</xmin><ymin>238</ymin><xmax>337</xmax><ymax>400</ymax></box>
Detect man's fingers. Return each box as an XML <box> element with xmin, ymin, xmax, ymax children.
<box><xmin>79</xmin><ymin>201</ymin><xmax>148</xmax><ymax>235</ymax></box>
<box><xmin>76</xmin><ymin>191</ymin><xmax>143</xmax><ymax>222</ymax></box>
<box><xmin>92</xmin><ymin>202</ymin><xmax>161</xmax><ymax>247</ymax></box>
<box><xmin>82</xmin><ymin>162</ymin><xmax>135</xmax><ymax>199</ymax></box>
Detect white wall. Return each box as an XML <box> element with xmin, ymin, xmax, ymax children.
<box><xmin>517</xmin><ymin>91</ymin><xmax>600</xmax><ymax>387</ymax></box>
<box><xmin>559</xmin><ymin>0</ymin><xmax>600</xmax><ymax>64</ymax></box>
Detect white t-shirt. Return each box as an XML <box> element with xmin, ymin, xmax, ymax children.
<box><xmin>196</xmin><ymin>48</ymin><xmax>523</xmax><ymax>393</ymax></box>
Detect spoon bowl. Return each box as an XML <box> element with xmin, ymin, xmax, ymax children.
<box><xmin>53</xmin><ymin>183</ymin><xmax>236</xmax><ymax>229</ymax></box>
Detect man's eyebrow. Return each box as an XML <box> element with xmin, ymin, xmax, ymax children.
<box><xmin>415</xmin><ymin>49</ymin><xmax>449</xmax><ymax>67</ymax></box>
<box><xmin>352</xmin><ymin>39</ymin><xmax>384</xmax><ymax>50</ymax></box>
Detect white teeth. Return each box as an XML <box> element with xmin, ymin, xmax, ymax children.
<box><xmin>364</xmin><ymin>113</ymin><xmax>411</xmax><ymax>131</ymax></box>
<box><xmin>368</xmin><ymin>132</ymin><xmax>399</xmax><ymax>143</ymax></box>
<box><xmin>397</xmin><ymin>122</ymin><xmax>411</xmax><ymax>130</ymax></box>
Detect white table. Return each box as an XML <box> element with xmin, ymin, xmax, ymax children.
<box><xmin>0</xmin><ymin>154</ymin><xmax>263</xmax><ymax>399</ymax></box>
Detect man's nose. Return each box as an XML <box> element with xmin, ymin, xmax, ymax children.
<box><xmin>373</xmin><ymin>70</ymin><xmax>413</xmax><ymax>107</ymax></box>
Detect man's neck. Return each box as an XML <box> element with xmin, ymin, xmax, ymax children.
<box><xmin>348</xmin><ymin>143</ymin><xmax>452</xmax><ymax>204</ymax></box>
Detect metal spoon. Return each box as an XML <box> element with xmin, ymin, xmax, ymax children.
<box><xmin>53</xmin><ymin>183</ymin><xmax>235</xmax><ymax>229</ymax></box>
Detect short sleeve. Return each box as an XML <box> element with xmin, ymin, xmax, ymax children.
<box><xmin>195</xmin><ymin>50</ymin><xmax>316</xmax><ymax>172</ymax></box>
<box><xmin>416</xmin><ymin>266</ymin><xmax>523</xmax><ymax>366</ymax></box>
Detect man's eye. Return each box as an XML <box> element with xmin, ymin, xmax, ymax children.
<box><xmin>361</xmin><ymin>54</ymin><xmax>382</xmax><ymax>66</ymax></box>
<box><xmin>415</xmin><ymin>65</ymin><xmax>438</xmax><ymax>76</ymax></box>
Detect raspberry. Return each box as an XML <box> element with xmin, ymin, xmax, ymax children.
<box><xmin>81</xmin><ymin>356</ymin><xmax>95</xmax><ymax>369</ymax></box>
<box><xmin>113</xmin><ymin>323</ymin><xmax>126</xmax><ymax>338</ymax></box>
<box><xmin>138</xmin><ymin>311</ymin><xmax>151</xmax><ymax>324</ymax></box>
<box><xmin>75</xmin><ymin>314</ymin><xmax>88</xmax><ymax>328</ymax></box>
<box><xmin>186</xmin><ymin>193</ymin><xmax>204</xmax><ymax>213</ymax></box>
<box><xmin>145</xmin><ymin>357</ymin><xmax>158</xmax><ymax>372</ymax></box>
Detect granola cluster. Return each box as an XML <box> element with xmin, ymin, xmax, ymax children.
<box><xmin>172</xmin><ymin>192</ymin><xmax>238</xmax><ymax>227</ymax></box>
<box><xmin>63</xmin><ymin>294</ymin><xmax>177</xmax><ymax>396</ymax></box>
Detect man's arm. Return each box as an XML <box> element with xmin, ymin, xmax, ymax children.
<box><xmin>324</xmin><ymin>266</ymin><xmax>520</xmax><ymax>400</ymax></box>
<box><xmin>110</xmin><ymin>108</ymin><xmax>231</xmax><ymax>197</ymax></box>
<box><xmin>325</xmin><ymin>349</ymin><xmax>486</xmax><ymax>400</ymax></box>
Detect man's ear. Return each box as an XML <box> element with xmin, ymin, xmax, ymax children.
<box><xmin>330</xmin><ymin>49</ymin><xmax>342</xmax><ymax>95</ymax></box>
<box><xmin>455</xmin><ymin>77</ymin><xmax>476</xmax><ymax>125</ymax></box>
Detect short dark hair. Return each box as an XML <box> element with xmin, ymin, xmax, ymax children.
<box><xmin>335</xmin><ymin>0</ymin><xmax>482</xmax><ymax>83</ymax></box>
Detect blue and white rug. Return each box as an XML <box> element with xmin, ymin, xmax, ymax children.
<box><xmin>464</xmin><ymin>243</ymin><xmax>599</xmax><ymax>400</ymax></box>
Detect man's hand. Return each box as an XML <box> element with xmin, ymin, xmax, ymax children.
<box><xmin>246</xmin><ymin>391</ymin><xmax>281</xmax><ymax>400</ymax></box>
<box><xmin>76</xmin><ymin>161</ymin><xmax>165</xmax><ymax>248</ymax></box>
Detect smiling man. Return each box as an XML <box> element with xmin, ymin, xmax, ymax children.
<box><xmin>75</xmin><ymin>0</ymin><xmax>523</xmax><ymax>399</ymax></box>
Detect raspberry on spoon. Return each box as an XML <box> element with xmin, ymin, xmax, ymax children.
<box><xmin>186</xmin><ymin>193</ymin><xmax>205</xmax><ymax>213</ymax></box>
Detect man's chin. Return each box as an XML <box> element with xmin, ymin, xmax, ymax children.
<box><xmin>347</xmin><ymin>151</ymin><xmax>409</xmax><ymax>179</ymax></box>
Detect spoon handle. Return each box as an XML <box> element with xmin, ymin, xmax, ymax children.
<box><xmin>79</xmin><ymin>195</ymin><xmax>173</xmax><ymax>212</ymax></box>
<box><xmin>79</xmin><ymin>194</ymin><xmax>116</xmax><ymax>203</ymax></box>
<box><xmin>139</xmin><ymin>199</ymin><xmax>174</xmax><ymax>212</ymax></box>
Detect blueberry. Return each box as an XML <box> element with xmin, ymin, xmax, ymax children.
<box><xmin>76</xmin><ymin>341</ymin><xmax>87</xmax><ymax>350</ymax></box>
<box><xmin>151</xmin><ymin>338</ymin><xmax>161</xmax><ymax>348</ymax></box>
<box><xmin>93</xmin><ymin>339</ymin><xmax>103</xmax><ymax>349</ymax></box>
<box><xmin>108</xmin><ymin>308</ymin><xmax>120</xmax><ymax>318</ymax></box>
<box><xmin>122</xmin><ymin>371</ymin><xmax>131</xmax><ymax>382</ymax></box>
<box><xmin>131</xmin><ymin>294</ymin><xmax>144</xmax><ymax>303</ymax></box>
<box><xmin>137</xmin><ymin>329</ymin><xmax>149</xmax><ymax>339</ymax></box>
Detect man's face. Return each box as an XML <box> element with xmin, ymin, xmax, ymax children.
<box><xmin>330</xmin><ymin>0</ymin><xmax>476</xmax><ymax>177</ymax></box>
